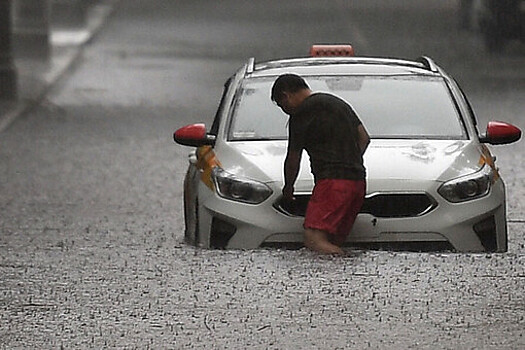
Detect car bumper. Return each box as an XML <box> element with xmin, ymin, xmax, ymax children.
<box><xmin>195</xmin><ymin>179</ymin><xmax>508</xmax><ymax>252</ymax></box>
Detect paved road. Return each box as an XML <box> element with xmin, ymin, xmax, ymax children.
<box><xmin>1</xmin><ymin>0</ymin><xmax>524</xmax><ymax>348</ymax></box>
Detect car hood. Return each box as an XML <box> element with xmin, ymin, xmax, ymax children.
<box><xmin>218</xmin><ymin>139</ymin><xmax>484</xmax><ymax>189</ymax></box>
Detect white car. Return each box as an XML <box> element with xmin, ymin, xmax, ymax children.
<box><xmin>174</xmin><ymin>45</ymin><xmax>521</xmax><ymax>252</ymax></box>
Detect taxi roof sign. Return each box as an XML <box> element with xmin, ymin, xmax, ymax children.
<box><xmin>310</xmin><ymin>44</ymin><xmax>355</xmax><ymax>57</ymax></box>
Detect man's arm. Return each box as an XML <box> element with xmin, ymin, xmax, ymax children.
<box><xmin>357</xmin><ymin>124</ymin><xmax>370</xmax><ymax>155</ymax></box>
<box><xmin>283</xmin><ymin>149</ymin><xmax>302</xmax><ymax>201</ymax></box>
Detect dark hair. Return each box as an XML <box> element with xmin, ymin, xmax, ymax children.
<box><xmin>271</xmin><ymin>74</ymin><xmax>310</xmax><ymax>102</ymax></box>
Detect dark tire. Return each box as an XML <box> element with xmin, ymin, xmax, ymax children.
<box><xmin>194</xmin><ymin>199</ymin><xmax>199</xmax><ymax>246</ymax></box>
<box><xmin>183</xmin><ymin>197</ymin><xmax>199</xmax><ymax>246</ymax></box>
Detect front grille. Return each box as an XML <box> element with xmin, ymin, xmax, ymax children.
<box><xmin>361</xmin><ymin>193</ymin><xmax>436</xmax><ymax>218</ymax></box>
<box><xmin>275</xmin><ymin>193</ymin><xmax>436</xmax><ymax>218</ymax></box>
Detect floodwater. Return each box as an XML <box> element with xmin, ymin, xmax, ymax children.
<box><xmin>1</xmin><ymin>0</ymin><xmax>524</xmax><ymax>348</ymax></box>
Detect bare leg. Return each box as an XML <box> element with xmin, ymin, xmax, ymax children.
<box><xmin>304</xmin><ymin>228</ymin><xmax>344</xmax><ymax>255</ymax></box>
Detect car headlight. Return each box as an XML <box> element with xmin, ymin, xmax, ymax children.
<box><xmin>438</xmin><ymin>165</ymin><xmax>493</xmax><ymax>203</ymax></box>
<box><xmin>212</xmin><ymin>167</ymin><xmax>273</xmax><ymax>204</ymax></box>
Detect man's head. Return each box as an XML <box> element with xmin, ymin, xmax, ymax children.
<box><xmin>271</xmin><ymin>74</ymin><xmax>311</xmax><ymax>115</ymax></box>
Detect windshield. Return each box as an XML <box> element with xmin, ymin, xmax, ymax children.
<box><xmin>228</xmin><ymin>75</ymin><xmax>467</xmax><ymax>140</ymax></box>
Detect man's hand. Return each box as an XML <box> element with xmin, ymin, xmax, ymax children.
<box><xmin>282</xmin><ymin>184</ymin><xmax>295</xmax><ymax>203</ymax></box>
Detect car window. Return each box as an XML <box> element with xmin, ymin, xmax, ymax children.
<box><xmin>228</xmin><ymin>75</ymin><xmax>467</xmax><ymax>141</ymax></box>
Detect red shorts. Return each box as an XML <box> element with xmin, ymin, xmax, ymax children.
<box><xmin>304</xmin><ymin>179</ymin><xmax>366</xmax><ymax>236</ymax></box>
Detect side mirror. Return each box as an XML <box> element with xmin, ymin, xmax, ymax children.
<box><xmin>479</xmin><ymin>121</ymin><xmax>521</xmax><ymax>145</ymax></box>
<box><xmin>173</xmin><ymin>123</ymin><xmax>216</xmax><ymax>147</ymax></box>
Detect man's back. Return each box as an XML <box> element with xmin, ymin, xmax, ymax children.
<box><xmin>290</xmin><ymin>93</ymin><xmax>366</xmax><ymax>181</ymax></box>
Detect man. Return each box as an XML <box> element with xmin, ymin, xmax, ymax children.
<box><xmin>271</xmin><ymin>74</ymin><xmax>370</xmax><ymax>254</ymax></box>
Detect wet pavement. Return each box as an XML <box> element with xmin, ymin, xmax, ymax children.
<box><xmin>1</xmin><ymin>0</ymin><xmax>524</xmax><ymax>348</ymax></box>
<box><xmin>2</xmin><ymin>243</ymin><xmax>525</xmax><ymax>348</ymax></box>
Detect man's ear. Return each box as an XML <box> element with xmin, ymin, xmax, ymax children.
<box><xmin>284</xmin><ymin>91</ymin><xmax>296</xmax><ymax>104</ymax></box>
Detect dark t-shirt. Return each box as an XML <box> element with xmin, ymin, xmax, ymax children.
<box><xmin>288</xmin><ymin>93</ymin><xmax>366</xmax><ymax>181</ymax></box>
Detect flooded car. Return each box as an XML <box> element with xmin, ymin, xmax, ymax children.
<box><xmin>173</xmin><ymin>45</ymin><xmax>521</xmax><ymax>252</ymax></box>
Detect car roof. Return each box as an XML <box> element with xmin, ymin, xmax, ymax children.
<box><xmin>247</xmin><ymin>57</ymin><xmax>443</xmax><ymax>78</ymax></box>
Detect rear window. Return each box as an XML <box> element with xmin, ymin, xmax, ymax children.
<box><xmin>228</xmin><ymin>75</ymin><xmax>467</xmax><ymax>140</ymax></box>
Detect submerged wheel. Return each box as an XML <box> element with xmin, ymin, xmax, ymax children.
<box><xmin>184</xmin><ymin>197</ymin><xmax>199</xmax><ymax>246</ymax></box>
